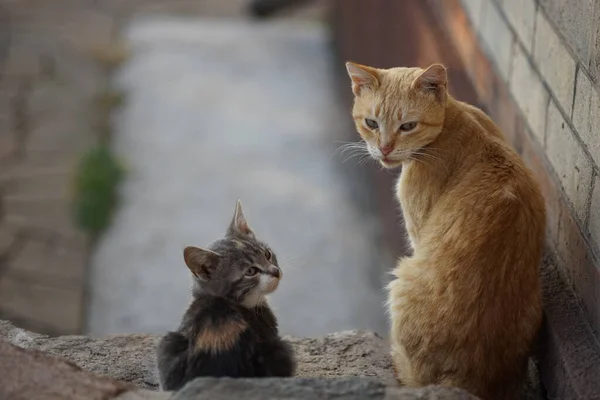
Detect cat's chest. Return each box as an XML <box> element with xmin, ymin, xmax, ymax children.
<box><xmin>244</xmin><ymin>306</ymin><xmax>278</xmax><ymax>337</ymax></box>
<box><xmin>396</xmin><ymin>163</ymin><xmax>434</xmax><ymax>246</ymax></box>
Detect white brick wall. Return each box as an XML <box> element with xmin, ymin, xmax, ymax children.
<box><xmin>460</xmin><ymin>0</ymin><xmax>600</xmax><ymax>261</ymax></box>
<box><xmin>503</xmin><ymin>0</ymin><xmax>537</xmax><ymax>52</ymax></box>
<box><xmin>480</xmin><ymin>2</ymin><xmax>514</xmax><ymax>80</ymax></box>
<box><xmin>533</xmin><ymin>11</ymin><xmax>577</xmax><ymax>114</ymax></box>
<box><xmin>509</xmin><ymin>44</ymin><xmax>548</xmax><ymax>144</ymax></box>
<box><xmin>589</xmin><ymin>176</ymin><xmax>600</xmax><ymax>255</ymax></box>
<box><xmin>545</xmin><ymin>100</ymin><xmax>594</xmax><ymax>223</ymax></box>
<box><xmin>573</xmin><ymin>70</ymin><xmax>600</xmax><ymax>167</ymax></box>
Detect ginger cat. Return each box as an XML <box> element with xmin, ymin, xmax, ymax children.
<box><xmin>345</xmin><ymin>62</ymin><xmax>545</xmax><ymax>400</ymax></box>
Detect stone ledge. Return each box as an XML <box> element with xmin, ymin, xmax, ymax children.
<box><xmin>0</xmin><ymin>320</ymin><xmax>478</xmax><ymax>399</ymax></box>
<box><xmin>171</xmin><ymin>377</ymin><xmax>478</xmax><ymax>400</ymax></box>
<box><xmin>0</xmin><ymin>320</ymin><xmax>396</xmax><ymax>389</ymax></box>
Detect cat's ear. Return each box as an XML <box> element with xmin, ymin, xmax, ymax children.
<box><xmin>184</xmin><ymin>246</ymin><xmax>220</xmax><ymax>281</ymax></box>
<box><xmin>413</xmin><ymin>64</ymin><xmax>447</xmax><ymax>101</ymax></box>
<box><xmin>227</xmin><ymin>199</ymin><xmax>256</xmax><ymax>239</ymax></box>
<box><xmin>346</xmin><ymin>62</ymin><xmax>380</xmax><ymax>96</ymax></box>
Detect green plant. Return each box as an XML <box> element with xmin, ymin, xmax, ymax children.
<box><xmin>89</xmin><ymin>43</ymin><xmax>130</xmax><ymax>72</ymax></box>
<box><xmin>73</xmin><ymin>145</ymin><xmax>125</xmax><ymax>234</ymax></box>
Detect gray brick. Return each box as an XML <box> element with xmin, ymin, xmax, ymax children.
<box><xmin>9</xmin><ymin>239</ymin><xmax>86</xmax><ymax>283</ymax></box>
<box><xmin>509</xmin><ymin>44</ymin><xmax>549</xmax><ymax>144</ymax></box>
<box><xmin>2</xmin><ymin>44</ymin><xmax>41</xmax><ymax>78</ymax></box>
<box><xmin>4</xmin><ymin>169</ymin><xmax>72</xmax><ymax>197</ymax></box>
<box><xmin>3</xmin><ymin>195</ymin><xmax>73</xmax><ymax>225</ymax></box>
<box><xmin>26</xmin><ymin>117</ymin><xmax>94</xmax><ymax>153</ymax></box>
<box><xmin>538</xmin><ymin>0</ymin><xmax>596</xmax><ymax>66</ymax></box>
<box><xmin>0</xmin><ymin>274</ymin><xmax>83</xmax><ymax>334</ymax></box>
<box><xmin>573</xmin><ymin>70</ymin><xmax>600</xmax><ymax>166</ymax></box>
<box><xmin>502</xmin><ymin>0</ymin><xmax>537</xmax><ymax>51</ymax></box>
<box><xmin>0</xmin><ymin>225</ymin><xmax>17</xmax><ymax>257</ymax></box>
<box><xmin>546</xmin><ymin>100</ymin><xmax>594</xmax><ymax>223</ymax></box>
<box><xmin>533</xmin><ymin>10</ymin><xmax>577</xmax><ymax>114</ymax></box>
<box><xmin>590</xmin><ymin>175</ymin><xmax>600</xmax><ymax>257</ymax></box>
<box><xmin>591</xmin><ymin>2</ymin><xmax>600</xmax><ymax>79</ymax></box>
<box><xmin>8</xmin><ymin>215</ymin><xmax>85</xmax><ymax>241</ymax></box>
<box><xmin>480</xmin><ymin>2</ymin><xmax>514</xmax><ymax>80</ymax></box>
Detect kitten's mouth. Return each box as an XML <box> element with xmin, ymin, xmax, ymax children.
<box><xmin>265</xmin><ymin>277</ymin><xmax>280</xmax><ymax>293</ymax></box>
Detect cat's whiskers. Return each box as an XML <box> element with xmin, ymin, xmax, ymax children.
<box><xmin>335</xmin><ymin>142</ymin><xmax>370</xmax><ymax>160</ymax></box>
<box><xmin>413</xmin><ymin>149</ymin><xmax>450</xmax><ymax>174</ymax></box>
<box><xmin>276</xmin><ymin>254</ymin><xmax>302</xmax><ymax>273</ymax></box>
<box><xmin>337</xmin><ymin>142</ymin><xmax>377</xmax><ymax>166</ymax></box>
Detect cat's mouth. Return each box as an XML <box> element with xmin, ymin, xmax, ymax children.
<box><xmin>265</xmin><ymin>276</ymin><xmax>280</xmax><ymax>293</ymax></box>
<box><xmin>380</xmin><ymin>156</ymin><xmax>403</xmax><ymax>169</ymax></box>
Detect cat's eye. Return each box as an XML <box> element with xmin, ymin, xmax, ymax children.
<box><xmin>399</xmin><ymin>122</ymin><xmax>417</xmax><ymax>132</ymax></box>
<box><xmin>365</xmin><ymin>118</ymin><xmax>379</xmax><ymax>129</ymax></box>
<box><xmin>246</xmin><ymin>267</ymin><xmax>260</xmax><ymax>277</ymax></box>
<box><xmin>264</xmin><ymin>249</ymin><xmax>272</xmax><ymax>261</ymax></box>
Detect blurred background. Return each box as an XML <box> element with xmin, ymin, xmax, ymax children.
<box><xmin>0</xmin><ymin>0</ymin><xmax>480</xmax><ymax>337</ymax></box>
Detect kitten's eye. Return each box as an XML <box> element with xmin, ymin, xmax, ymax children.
<box><xmin>264</xmin><ymin>249</ymin><xmax>272</xmax><ymax>261</ymax></box>
<box><xmin>365</xmin><ymin>118</ymin><xmax>379</xmax><ymax>129</ymax></box>
<box><xmin>245</xmin><ymin>267</ymin><xmax>260</xmax><ymax>277</ymax></box>
<box><xmin>399</xmin><ymin>122</ymin><xmax>417</xmax><ymax>132</ymax></box>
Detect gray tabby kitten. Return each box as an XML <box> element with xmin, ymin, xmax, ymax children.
<box><xmin>156</xmin><ymin>200</ymin><xmax>295</xmax><ymax>391</ymax></box>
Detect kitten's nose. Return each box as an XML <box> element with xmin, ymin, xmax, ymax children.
<box><xmin>380</xmin><ymin>144</ymin><xmax>394</xmax><ymax>155</ymax></box>
<box><xmin>269</xmin><ymin>266</ymin><xmax>281</xmax><ymax>279</ymax></box>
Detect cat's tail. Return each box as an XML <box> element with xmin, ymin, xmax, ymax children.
<box><xmin>156</xmin><ymin>331</ymin><xmax>189</xmax><ymax>391</ymax></box>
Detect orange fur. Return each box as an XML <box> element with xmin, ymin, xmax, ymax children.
<box><xmin>195</xmin><ymin>319</ymin><xmax>248</xmax><ymax>354</ymax></box>
<box><xmin>346</xmin><ymin>62</ymin><xmax>545</xmax><ymax>400</ymax></box>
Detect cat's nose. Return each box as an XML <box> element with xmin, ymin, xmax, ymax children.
<box><xmin>379</xmin><ymin>144</ymin><xmax>394</xmax><ymax>155</ymax></box>
<box><xmin>269</xmin><ymin>267</ymin><xmax>281</xmax><ymax>279</ymax></box>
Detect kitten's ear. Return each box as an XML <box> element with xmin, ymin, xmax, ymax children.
<box><xmin>227</xmin><ymin>199</ymin><xmax>256</xmax><ymax>239</ymax></box>
<box><xmin>413</xmin><ymin>64</ymin><xmax>447</xmax><ymax>101</ymax></box>
<box><xmin>346</xmin><ymin>62</ymin><xmax>380</xmax><ymax>96</ymax></box>
<box><xmin>183</xmin><ymin>246</ymin><xmax>220</xmax><ymax>281</ymax></box>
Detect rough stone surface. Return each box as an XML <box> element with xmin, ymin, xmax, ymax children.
<box><xmin>0</xmin><ymin>321</ymin><xmax>481</xmax><ymax>399</ymax></box>
<box><xmin>539</xmin><ymin>256</ymin><xmax>600</xmax><ymax>400</ymax></box>
<box><xmin>173</xmin><ymin>378</ymin><xmax>479</xmax><ymax>400</ymax></box>
<box><xmin>0</xmin><ymin>321</ymin><xmax>395</xmax><ymax>389</ymax></box>
<box><xmin>0</xmin><ymin>340</ymin><xmax>129</xmax><ymax>400</ymax></box>
<box><xmin>173</xmin><ymin>377</ymin><xmax>386</xmax><ymax>400</ymax></box>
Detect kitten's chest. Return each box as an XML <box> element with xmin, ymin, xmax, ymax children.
<box><xmin>244</xmin><ymin>306</ymin><xmax>278</xmax><ymax>338</ymax></box>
